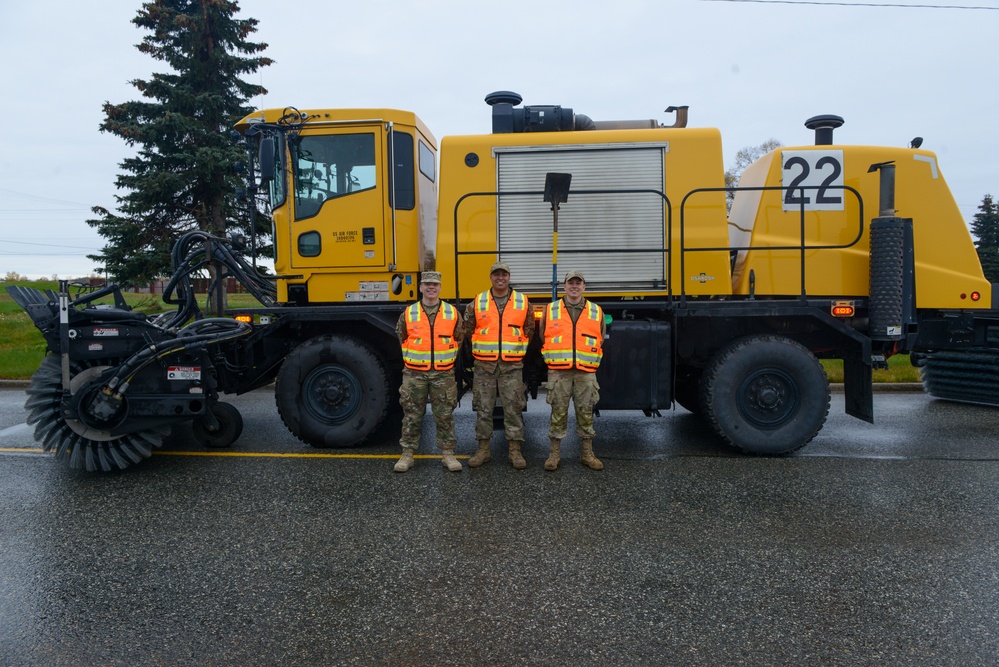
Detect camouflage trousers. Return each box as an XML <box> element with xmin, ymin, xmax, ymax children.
<box><xmin>472</xmin><ymin>360</ymin><xmax>526</xmax><ymax>441</ymax></box>
<box><xmin>546</xmin><ymin>368</ymin><xmax>600</xmax><ymax>440</ymax></box>
<box><xmin>399</xmin><ymin>367</ymin><xmax>458</xmax><ymax>451</ymax></box>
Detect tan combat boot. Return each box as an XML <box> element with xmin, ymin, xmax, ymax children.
<box><xmin>508</xmin><ymin>440</ymin><xmax>527</xmax><ymax>470</ymax></box>
<box><xmin>393</xmin><ymin>448</ymin><xmax>415</xmax><ymax>473</ymax></box>
<box><xmin>467</xmin><ymin>440</ymin><xmax>491</xmax><ymax>468</ymax></box>
<box><xmin>580</xmin><ymin>438</ymin><xmax>604</xmax><ymax>471</ymax></box>
<box><xmin>441</xmin><ymin>448</ymin><xmax>463</xmax><ymax>472</ymax></box>
<box><xmin>544</xmin><ymin>438</ymin><xmax>561</xmax><ymax>472</ymax></box>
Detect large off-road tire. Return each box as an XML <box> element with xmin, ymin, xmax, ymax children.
<box><xmin>275</xmin><ymin>334</ymin><xmax>389</xmax><ymax>448</ymax></box>
<box><xmin>700</xmin><ymin>335</ymin><xmax>829</xmax><ymax>455</ymax></box>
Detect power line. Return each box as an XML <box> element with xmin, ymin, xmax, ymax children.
<box><xmin>0</xmin><ymin>239</ymin><xmax>101</xmax><ymax>250</ymax></box>
<box><xmin>0</xmin><ymin>188</ymin><xmax>91</xmax><ymax>208</ymax></box>
<box><xmin>703</xmin><ymin>0</ymin><xmax>998</xmax><ymax>8</ymax></box>
<box><xmin>0</xmin><ymin>208</ymin><xmax>91</xmax><ymax>213</ymax></box>
<box><xmin>0</xmin><ymin>252</ymin><xmax>95</xmax><ymax>257</ymax></box>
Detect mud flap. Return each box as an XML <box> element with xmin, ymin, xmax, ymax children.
<box><xmin>843</xmin><ymin>352</ymin><xmax>874</xmax><ymax>423</ymax></box>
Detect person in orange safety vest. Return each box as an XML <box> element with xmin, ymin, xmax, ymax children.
<box><xmin>394</xmin><ymin>271</ymin><xmax>464</xmax><ymax>473</ymax></box>
<box><xmin>539</xmin><ymin>270</ymin><xmax>606</xmax><ymax>471</ymax></box>
<box><xmin>463</xmin><ymin>262</ymin><xmax>534</xmax><ymax>469</ymax></box>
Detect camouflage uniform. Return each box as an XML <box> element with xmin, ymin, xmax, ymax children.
<box><xmin>396</xmin><ymin>302</ymin><xmax>464</xmax><ymax>452</ymax></box>
<box><xmin>546</xmin><ymin>369</ymin><xmax>599</xmax><ymax>439</ymax></box>
<box><xmin>540</xmin><ymin>297</ymin><xmax>605</xmax><ymax>439</ymax></box>
<box><xmin>399</xmin><ymin>368</ymin><xmax>459</xmax><ymax>451</ymax></box>
<box><xmin>464</xmin><ymin>292</ymin><xmax>535</xmax><ymax>441</ymax></box>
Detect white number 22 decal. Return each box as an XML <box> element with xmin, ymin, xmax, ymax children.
<box><xmin>781</xmin><ymin>150</ymin><xmax>844</xmax><ymax>212</ymax></box>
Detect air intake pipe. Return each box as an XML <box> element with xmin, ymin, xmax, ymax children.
<box><xmin>486</xmin><ymin>91</ymin><xmax>573</xmax><ymax>133</ymax></box>
<box><xmin>486</xmin><ymin>91</ymin><xmax>687</xmax><ymax>133</ymax></box>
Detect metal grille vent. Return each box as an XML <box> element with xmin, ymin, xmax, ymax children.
<box><xmin>496</xmin><ymin>147</ymin><xmax>666</xmax><ymax>291</ymax></box>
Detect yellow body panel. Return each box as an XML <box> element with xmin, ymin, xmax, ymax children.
<box><xmin>730</xmin><ymin>146</ymin><xmax>991</xmax><ymax>308</ymax></box>
<box><xmin>238</xmin><ymin>107</ymin><xmax>991</xmax><ymax>311</ymax></box>
<box><xmin>435</xmin><ymin>126</ymin><xmax>732</xmax><ymax>301</ymax></box>
<box><xmin>238</xmin><ymin>108</ymin><xmax>436</xmax><ymax>303</ymax></box>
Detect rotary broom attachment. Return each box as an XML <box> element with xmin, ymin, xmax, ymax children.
<box><xmin>8</xmin><ymin>232</ymin><xmax>260</xmax><ymax>471</ymax></box>
<box><xmin>912</xmin><ymin>349</ymin><xmax>999</xmax><ymax>407</ymax></box>
<box><xmin>25</xmin><ymin>355</ymin><xmax>170</xmax><ymax>471</ymax></box>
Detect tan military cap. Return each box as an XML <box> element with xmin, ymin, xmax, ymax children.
<box><xmin>421</xmin><ymin>271</ymin><xmax>442</xmax><ymax>284</ymax></box>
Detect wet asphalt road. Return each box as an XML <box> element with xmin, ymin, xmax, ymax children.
<box><xmin>2</xmin><ymin>385</ymin><xmax>999</xmax><ymax>666</ymax></box>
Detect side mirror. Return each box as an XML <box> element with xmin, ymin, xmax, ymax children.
<box><xmin>258</xmin><ymin>137</ymin><xmax>276</xmax><ymax>183</ymax></box>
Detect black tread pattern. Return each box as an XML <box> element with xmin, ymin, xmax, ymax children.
<box><xmin>274</xmin><ymin>334</ymin><xmax>389</xmax><ymax>448</ymax></box>
<box><xmin>700</xmin><ymin>335</ymin><xmax>829</xmax><ymax>455</ymax></box>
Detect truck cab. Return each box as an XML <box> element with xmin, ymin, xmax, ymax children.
<box><xmin>235</xmin><ymin>107</ymin><xmax>438</xmax><ymax>305</ymax></box>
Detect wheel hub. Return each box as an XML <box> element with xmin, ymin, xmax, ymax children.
<box><xmin>739</xmin><ymin>370</ymin><xmax>798</xmax><ymax>429</ymax></box>
<box><xmin>321</xmin><ymin>381</ymin><xmax>344</xmax><ymax>404</ymax></box>
<box><xmin>752</xmin><ymin>382</ymin><xmax>781</xmax><ymax>410</ymax></box>
<box><xmin>303</xmin><ymin>364</ymin><xmax>362</xmax><ymax>424</ymax></box>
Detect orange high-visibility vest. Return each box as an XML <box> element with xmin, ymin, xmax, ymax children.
<box><xmin>470</xmin><ymin>290</ymin><xmax>529</xmax><ymax>362</ymax></box>
<box><xmin>541</xmin><ymin>299</ymin><xmax>604</xmax><ymax>372</ymax></box>
<box><xmin>401</xmin><ymin>302</ymin><xmax>459</xmax><ymax>371</ymax></box>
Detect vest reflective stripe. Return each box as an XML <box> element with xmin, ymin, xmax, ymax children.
<box><xmin>402</xmin><ymin>302</ymin><xmax>459</xmax><ymax>371</ymax></box>
<box><xmin>470</xmin><ymin>290</ymin><xmax>529</xmax><ymax>362</ymax></box>
<box><xmin>542</xmin><ymin>300</ymin><xmax>604</xmax><ymax>372</ymax></box>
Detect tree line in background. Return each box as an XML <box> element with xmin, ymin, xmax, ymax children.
<box><xmin>71</xmin><ymin>2</ymin><xmax>999</xmax><ymax>302</ymax></box>
<box><xmin>972</xmin><ymin>195</ymin><xmax>999</xmax><ymax>283</ymax></box>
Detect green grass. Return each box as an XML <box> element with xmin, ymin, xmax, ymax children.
<box><xmin>0</xmin><ymin>311</ymin><xmax>48</xmax><ymax>379</ymax></box>
<box><xmin>1</xmin><ymin>280</ymin><xmax>922</xmax><ymax>383</ymax></box>
<box><xmin>821</xmin><ymin>354</ymin><xmax>920</xmax><ymax>384</ymax></box>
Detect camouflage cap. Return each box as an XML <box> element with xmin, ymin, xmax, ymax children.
<box><xmin>564</xmin><ymin>270</ymin><xmax>585</xmax><ymax>282</ymax></box>
<box><xmin>421</xmin><ymin>271</ymin><xmax>442</xmax><ymax>284</ymax></box>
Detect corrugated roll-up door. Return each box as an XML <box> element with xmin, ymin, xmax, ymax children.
<box><xmin>496</xmin><ymin>145</ymin><xmax>666</xmax><ymax>292</ymax></box>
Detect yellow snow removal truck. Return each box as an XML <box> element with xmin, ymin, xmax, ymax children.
<box><xmin>10</xmin><ymin>91</ymin><xmax>999</xmax><ymax>470</ymax></box>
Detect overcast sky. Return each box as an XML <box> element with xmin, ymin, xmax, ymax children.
<box><xmin>1</xmin><ymin>0</ymin><xmax>996</xmax><ymax>279</ymax></box>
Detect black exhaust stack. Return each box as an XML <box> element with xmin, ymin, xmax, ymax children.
<box><xmin>867</xmin><ymin>161</ymin><xmax>915</xmax><ymax>343</ymax></box>
<box><xmin>804</xmin><ymin>114</ymin><xmax>845</xmax><ymax>145</ymax></box>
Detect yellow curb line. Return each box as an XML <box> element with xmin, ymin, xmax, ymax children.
<box><xmin>155</xmin><ymin>451</ymin><xmax>466</xmax><ymax>459</ymax></box>
<box><xmin>0</xmin><ymin>447</ymin><xmax>465</xmax><ymax>461</ymax></box>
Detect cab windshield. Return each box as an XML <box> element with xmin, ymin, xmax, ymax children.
<box><xmin>291</xmin><ymin>133</ymin><xmax>376</xmax><ymax>220</ymax></box>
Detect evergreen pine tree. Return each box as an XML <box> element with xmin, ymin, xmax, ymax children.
<box><xmin>87</xmin><ymin>0</ymin><xmax>272</xmax><ymax>301</ymax></box>
<box><xmin>971</xmin><ymin>194</ymin><xmax>999</xmax><ymax>283</ymax></box>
